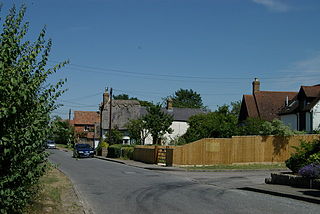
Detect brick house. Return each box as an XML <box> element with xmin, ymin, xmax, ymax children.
<box><xmin>73</xmin><ymin>111</ymin><xmax>100</xmax><ymax>148</ymax></box>
<box><xmin>239</xmin><ymin>78</ymin><xmax>297</xmax><ymax>122</ymax></box>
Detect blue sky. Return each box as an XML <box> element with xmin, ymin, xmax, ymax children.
<box><xmin>4</xmin><ymin>0</ymin><xmax>320</xmax><ymax>118</ymax></box>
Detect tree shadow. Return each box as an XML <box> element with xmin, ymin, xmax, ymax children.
<box><xmin>300</xmin><ymin>190</ymin><xmax>320</xmax><ymax>197</ymax></box>
<box><xmin>272</xmin><ymin>136</ymin><xmax>291</xmax><ymax>156</ymax></box>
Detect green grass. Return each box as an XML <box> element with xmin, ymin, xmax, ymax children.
<box><xmin>41</xmin><ymin>176</ymin><xmax>59</xmax><ymax>184</ymax></box>
<box><xmin>182</xmin><ymin>163</ymin><xmax>287</xmax><ymax>171</ymax></box>
<box><xmin>48</xmin><ymin>187</ymin><xmax>61</xmax><ymax>202</ymax></box>
<box><xmin>56</xmin><ymin>144</ymin><xmax>73</xmax><ymax>150</ymax></box>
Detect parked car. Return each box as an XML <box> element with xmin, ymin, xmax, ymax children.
<box><xmin>46</xmin><ymin>140</ymin><xmax>56</xmax><ymax>149</ymax></box>
<box><xmin>73</xmin><ymin>144</ymin><xmax>94</xmax><ymax>158</ymax></box>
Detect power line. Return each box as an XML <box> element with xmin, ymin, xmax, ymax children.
<box><xmin>49</xmin><ymin>60</ymin><xmax>320</xmax><ymax>81</ymax></box>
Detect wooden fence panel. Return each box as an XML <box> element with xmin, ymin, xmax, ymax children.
<box><xmin>134</xmin><ymin>135</ymin><xmax>320</xmax><ymax>166</ymax></box>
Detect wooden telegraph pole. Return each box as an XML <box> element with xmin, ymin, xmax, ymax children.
<box><xmin>108</xmin><ymin>87</ymin><xmax>113</xmax><ymax>142</ymax></box>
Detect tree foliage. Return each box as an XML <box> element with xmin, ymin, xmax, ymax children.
<box><xmin>230</xmin><ymin>100</ymin><xmax>241</xmax><ymax>117</ymax></box>
<box><xmin>0</xmin><ymin>5</ymin><xmax>67</xmax><ymax>213</ymax></box>
<box><xmin>105</xmin><ymin>128</ymin><xmax>123</xmax><ymax>145</ymax></box>
<box><xmin>169</xmin><ymin>88</ymin><xmax>204</xmax><ymax>109</ymax></box>
<box><xmin>113</xmin><ymin>93</ymin><xmax>153</xmax><ymax>107</ymax></box>
<box><xmin>182</xmin><ymin>105</ymin><xmax>238</xmax><ymax>143</ymax></box>
<box><xmin>125</xmin><ymin>118</ymin><xmax>149</xmax><ymax>145</ymax></box>
<box><xmin>49</xmin><ymin>116</ymin><xmax>74</xmax><ymax>146</ymax></box>
<box><xmin>143</xmin><ymin>104</ymin><xmax>173</xmax><ymax>144</ymax></box>
<box><xmin>180</xmin><ymin>102</ymin><xmax>299</xmax><ymax>144</ymax></box>
<box><xmin>239</xmin><ymin>118</ymin><xmax>299</xmax><ymax>136</ymax></box>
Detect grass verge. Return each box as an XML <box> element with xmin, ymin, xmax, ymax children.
<box><xmin>24</xmin><ymin>165</ymin><xmax>85</xmax><ymax>214</ymax></box>
<box><xmin>56</xmin><ymin>144</ymin><xmax>73</xmax><ymax>151</ymax></box>
<box><xmin>182</xmin><ymin>163</ymin><xmax>287</xmax><ymax>171</ymax></box>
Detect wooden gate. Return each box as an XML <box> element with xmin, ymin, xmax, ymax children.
<box><xmin>157</xmin><ymin>148</ymin><xmax>167</xmax><ymax>165</ymax></box>
<box><xmin>156</xmin><ymin>147</ymin><xmax>173</xmax><ymax>166</ymax></box>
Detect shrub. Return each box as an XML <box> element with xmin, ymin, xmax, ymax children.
<box><xmin>107</xmin><ymin>144</ymin><xmax>123</xmax><ymax>158</ymax></box>
<box><xmin>298</xmin><ymin>163</ymin><xmax>320</xmax><ymax>178</ymax></box>
<box><xmin>107</xmin><ymin>144</ymin><xmax>134</xmax><ymax>159</ymax></box>
<box><xmin>121</xmin><ymin>147</ymin><xmax>134</xmax><ymax>159</ymax></box>
<box><xmin>96</xmin><ymin>140</ymin><xmax>109</xmax><ymax>155</ymax></box>
<box><xmin>0</xmin><ymin>5</ymin><xmax>67</xmax><ymax>213</ymax></box>
<box><xmin>285</xmin><ymin>139</ymin><xmax>320</xmax><ymax>172</ymax></box>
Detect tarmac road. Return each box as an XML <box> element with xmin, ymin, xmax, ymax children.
<box><xmin>49</xmin><ymin>149</ymin><xmax>319</xmax><ymax>214</ymax></box>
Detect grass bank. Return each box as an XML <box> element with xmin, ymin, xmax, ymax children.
<box><xmin>25</xmin><ymin>166</ymin><xmax>85</xmax><ymax>214</ymax></box>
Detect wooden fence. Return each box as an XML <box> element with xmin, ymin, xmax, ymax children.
<box><xmin>133</xmin><ymin>135</ymin><xmax>320</xmax><ymax>166</ymax></box>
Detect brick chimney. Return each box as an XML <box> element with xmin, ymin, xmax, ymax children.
<box><xmin>167</xmin><ymin>98</ymin><xmax>173</xmax><ymax>111</ymax></box>
<box><xmin>103</xmin><ymin>88</ymin><xmax>109</xmax><ymax>106</ymax></box>
<box><xmin>252</xmin><ymin>78</ymin><xmax>260</xmax><ymax>94</ymax></box>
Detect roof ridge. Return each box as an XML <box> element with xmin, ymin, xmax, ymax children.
<box><xmin>256</xmin><ymin>91</ymin><xmax>297</xmax><ymax>93</ymax></box>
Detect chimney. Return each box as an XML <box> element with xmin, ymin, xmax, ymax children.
<box><xmin>252</xmin><ymin>78</ymin><xmax>260</xmax><ymax>94</ymax></box>
<box><xmin>103</xmin><ymin>87</ymin><xmax>109</xmax><ymax>106</ymax></box>
<box><xmin>167</xmin><ymin>98</ymin><xmax>173</xmax><ymax>111</ymax></box>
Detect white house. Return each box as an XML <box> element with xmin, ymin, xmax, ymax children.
<box><xmin>142</xmin><ymin>101</ymin><xmax>205</xmax><ymax>145</ymax></box>
<box><xmin>279</xmin><ymin>85</ymin><xmax>320</xmax><ymax>132</ymax></box>
<box><xmin>100</xmin><ymin>90</ymin><xmax>206</xmax><ymax>145</ymax></box>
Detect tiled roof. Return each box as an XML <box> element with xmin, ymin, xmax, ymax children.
<box><xmin>240</xmin><ymin>91</ymin><xmax>297</xmax><ymax>121</ymax></box>
<box><xmin>163</xmin><ymin>107</ymin><xmax>207</xmax><ymax>121</ymax></box>
<box><xmin>140</xmin><ymin>107</ymin><xmax>207</xmax><ymax>121</ymax></box>
<box><xmin>280</xmin><ymin>85</ymin><xmax>320</xmax><ymax>115</ymax></box>
<box><xmin>243</xmin><ymin>95</ymin><xmax>259</xmax><ymax>118</ymax></box>
<box><xmin>300</xmin><ymin>85</ymin><xmax>320</xmax><ymax>98</ymax></box>
<box><xmin>73</xmin><ymin>111</ymin><xmax>100</xmax><ymax>125</ymax></box>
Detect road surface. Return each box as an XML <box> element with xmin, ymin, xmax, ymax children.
<box><xmin>49</xmin><ymin>149</ymin><xmax>319</xmax><ymax>214</ymax></box>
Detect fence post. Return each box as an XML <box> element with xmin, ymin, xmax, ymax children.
<box><xmin>166</xmin><ymin>146</ymin><xmax>173</xmax><ymax>167</ymax></box>
<box><xmin>154</xmin><ymin>145</ymin><xmax>158</xmax><ymax>164</ymax></box>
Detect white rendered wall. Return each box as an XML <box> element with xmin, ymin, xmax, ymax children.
<box><xmin>312</xmin><ymin>101</ymin><xmax>320</xmax><ymax>131</ymax></box>
<box><xmin>144</xmin><ymin>121</ymin><xmax>189</xmax><ymax>145</ymax></box>
<box><xmin>281</xmin><ymin>114</ymin><xmax>297</xmax><ymax>130</ymax></box>
<box><xmin>306</xmin><ymin>112</ymin><xmax>311</xmax><ymax>132</ymax></box>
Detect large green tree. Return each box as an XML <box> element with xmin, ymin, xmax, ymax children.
<box><xmin>182</xmin><ymin>105</ymin><xmax>238</xmax><ymax>143</ymax></box>
<box><xmin>169</xmin><ymin>88</ymin><xmax>204</xmax><ymax>109</ymax></box>
<box><xmin>143</xmin><ymin>104</ymin><xmax>173</xmax><ymax>144</ymax></box>
<box><xmin>0</xmin><ymin>5</ymin><xmax>67</xmax><ymax>213</ymax></box>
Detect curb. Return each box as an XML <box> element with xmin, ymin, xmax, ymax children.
<box><xmin>55</xmin><ymin>168</ymin><xmax>94</xmax><ymax>214</ymax></box>
<box><xmin>184</xmin><ymin>168</ymin><xmax>288</xmax><ymax>173</ymax></box>
<box><xmin>94</xmin><ymin>156</ymin><xmax>185</xmax><ymax>171</ymax></box>
<box><xmin>240</xmin><ymin>186</ymin><xmax>320</xmax><ymax>204</ymax></box>
<box><xmin>94</xmin><ymin>156</ymin><xmax>126</xmax><ymax>165</ymax></box>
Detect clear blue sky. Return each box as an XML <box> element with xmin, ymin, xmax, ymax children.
<box><xmin>5</xmin><ymin>0</ymin><xmax>320</xmax><ymax>118</ymax></box>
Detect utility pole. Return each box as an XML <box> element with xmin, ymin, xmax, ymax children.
<box><xmin>108</xmin><ymin>87</ymin><xmax>113</xmax><ymax>142</ymax></box>
<box><xmin>100</xmin><ymin>87</ymin><xmax>108</xmax><ymax>140</ymax></box>
<box><xmin>68</xmin><ymin>109</ymin><xmax>71</xmax><ymax>122</ymax></box>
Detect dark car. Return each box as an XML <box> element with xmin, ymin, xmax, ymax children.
<box><xmin>73</xmin><ymin>144</ymin><xmax>94</xmax><ymax>158</ymax></box>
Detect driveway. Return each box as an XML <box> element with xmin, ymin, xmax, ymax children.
<box><xmin>49</xmin><ymin>149</ymin><xmax>319</xmax><ymax>214</ymax></box>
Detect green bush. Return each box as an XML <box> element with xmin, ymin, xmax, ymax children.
<box><xmin>96</xmin><ymin>141</ymin><xmax>109</xmax><ymax>155</ymax></box>
<box><xmin>107</xmin><ymin>144</ymin><xmax>134</xmax><ymax>159</ymax></box>
<box><xmin>0</xmin><ymin>5</ymin><xmax>67</xmax><ymax>213</ymax></box>
<box><xmin>107</xmin><ymin>144</ymin><xmax>123</xmax><ymax>158</ymax></box>
<box><xmin>285</xmin><ymin>139</ymin><xmax>320</xmax><ymax>173</ymax></box>
<box><xmin>121</xmin><ymin>147</ymin><xmax>134</xmax><ymax>159</ymax></box>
